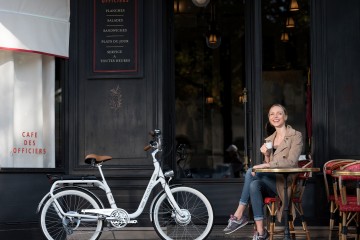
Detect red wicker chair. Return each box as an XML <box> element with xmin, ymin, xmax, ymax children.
<box><xmin>323</xmin><ymin>159</ymin><xmax>356</xmax><ymax>230</ymax></box>
<box><xmin>336</xmin><ymin>161</ymin><xmax>360</xmax><ymax>240</ymax></box>
<box><xmin>265</xmin><ymin>159</ymin><xmax>313</xmax><ymax>240</ymax></box>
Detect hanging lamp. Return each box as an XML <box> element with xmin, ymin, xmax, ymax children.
<box><xmin>192</xmin><ymin>0</ymin><xmax>210</xmax><ymax>7</ymax></box>
<box><xmin>205</xmin><ymin>4</ymin><xmax>221</xmax><ymax>49</ymax></box>
<box><xmin>286</xmin><ymin>16</ymin><xmax>295</xmax><ymax>28</ymax></box>
<box><xmin>289</xmin><ymin>0</ymin><xmax>299</xmax><ymax>11</ymax></box>
<box><xmin>280</xmin><ymin>32</ymin><xmax>289</xmax><ymax>42</ymax></box>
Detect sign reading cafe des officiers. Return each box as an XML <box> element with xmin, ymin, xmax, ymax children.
<box><xmin>93</xmin><ymin>0</ymin><xmax>139</xmax><ymax>73</ymax></box>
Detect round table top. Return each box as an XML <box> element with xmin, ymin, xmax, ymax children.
<box><xmin>332</xmin><ymin>170</ymin><xmax>360</xmax><ymax>176</ymax></box>
<box><xmin>253</xmin><ymin>167</ymin><xmax>320</xmax><ymax>173</ymax></box>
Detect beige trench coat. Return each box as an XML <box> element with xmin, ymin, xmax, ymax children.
<box><xmin>264</xmin><ymin>125</ymin><xmax>303</xmax><ymax>221</ymax></box>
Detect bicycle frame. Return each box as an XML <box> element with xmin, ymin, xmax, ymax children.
<box><xmin>38</xmin><ymin>148</ymin><xmax>184</xmax><ymax>221</ymax></box>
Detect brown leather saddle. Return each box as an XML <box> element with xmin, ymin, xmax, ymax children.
<box><xmin>85</xmin><ymin>154</ymin><xmax>112</xmax><ymax>164</ymax></box>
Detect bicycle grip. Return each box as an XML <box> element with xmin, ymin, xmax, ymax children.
<box><xmin>144</xmin><ymin>145</ymin><xmax>152</xmax><ymax>151</ymax></box>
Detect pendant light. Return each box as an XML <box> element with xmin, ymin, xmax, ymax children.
<box><xmin>286</xmin><ymin>16</ymin><xmax>295</xmax><ymax>28</ymax></box>
<box><xmin>289</xmin><ymin>0</ymin><xmax>299</xmax><ymax>11</ymax></box>
<box><xmin>280</xmin><ymin>32</ymin><xmax>289</xmax><ymax>42</ymax></box>
<box><xmin>192</xmin><ymin>0</ymin><xmax>210</xmax><ymax>7</ymax></box>
<box><xmin>205</xmin><ymin>4</ymin><xmax>221</xmax><ymax>49</ymax></box>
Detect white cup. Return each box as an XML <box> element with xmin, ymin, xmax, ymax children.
<box><xmin>265</xmin><ymin>141</ymin><xmax>273</xmax><ymax>150</ymax></box>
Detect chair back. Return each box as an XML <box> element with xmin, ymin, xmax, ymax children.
<box><xmin>322</xmin><ymin>159</ymin><xmax>356</xmax><ymax>202</ymax></box>
<box><xmin>340</xmin><ymin>161</ymin><xmax>360</xmax><ymax>180</ymax></box>
<box><xmin>338</xmin><ymin>161</ymin><xmax>360</xmax><ymax>205</ymax></box>
<box><xmin>292</xmin><ymin>160</ymin><xmax>313</xmax><ymax>200</ymax></box>
<box><xmin>298</xmin><ymin>159</ymin><xmax>313</xmax><ymax>179</ymax></box>
<box><xmin>323</xmin><ymin>159</ymin><xmax>355</xmax><ymax>175</ymax></box>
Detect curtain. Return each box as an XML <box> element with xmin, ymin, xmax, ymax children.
<box><xmin>0</xmin><ymin>50</ymin><xmax>55</xmax><ymax>168</ymax></box>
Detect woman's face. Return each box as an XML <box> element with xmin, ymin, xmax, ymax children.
<box><xmin>268</xmin><ymin>105</ymin><xmax>287</xmax><ymax>128</ymax></box>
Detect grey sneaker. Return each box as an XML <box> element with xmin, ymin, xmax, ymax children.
<box><xmin>254</xmin><ymin>229</ymin><xmax>270</xmax><ymax>240</ymax></box>
<box><xmin>223</xmin><ymin>215</ymin><xmax>249</xmax><ymax>234</ymax></box>
<box><xmin>252</xmin><ymin>231</ymin><xmax>257</xmax><ymax>240</ymax></box>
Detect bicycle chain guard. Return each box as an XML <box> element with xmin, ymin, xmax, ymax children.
<box><xmin>109</xmin><ymin>208</ymin><xmax>129</xmax><ymax>228</ymax></box>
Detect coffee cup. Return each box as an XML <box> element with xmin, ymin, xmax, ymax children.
<box><xmin>265</xmin><ymin>141</ymin><xmax>273</xmax><ymax>150</ymax></box>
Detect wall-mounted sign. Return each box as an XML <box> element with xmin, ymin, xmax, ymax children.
<box><xmin>93</xmin><ymin>0</ymin><xmax>139</xmax><ymax>73</ymax></box>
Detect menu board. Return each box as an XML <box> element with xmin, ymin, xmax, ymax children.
<box><xmin>93</xmin><ymin>0</ymin><xmax>138</xmax><ymax>73</ymax></box>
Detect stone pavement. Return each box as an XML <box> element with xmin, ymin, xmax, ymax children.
<box><xmin>1</xmin><ymin>223</ymin><xmax>353</xmax><ymax>239</ymax></box>
<box><xmin>98</xmin><ymin>224</ymin><xmax>348</xmax><ymax>239</ymax></box>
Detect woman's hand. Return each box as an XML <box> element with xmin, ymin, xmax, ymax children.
<box><xmin>260</xmin><ymin>143</ymin><xmax>271</xmax><ymax>156</ymax></box>
<box><xmin>251</xmin><ymin>163</ymin><xmax>271</xmax><ymax>176</ymax></box>
<box><xmin>260</xmin><ymin>143</ymin><xmax>271</xmax><ymax>163</ymax></box>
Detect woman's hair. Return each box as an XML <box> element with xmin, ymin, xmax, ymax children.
<box><xmin>265</xmin><ymin>121</ymin><xmax>276</xmax><ymax>136</ymax></box>
<box><xmin>268</xmin><ymin>104</ymin><xmax>288</xmax><ymax>117</ymax></box>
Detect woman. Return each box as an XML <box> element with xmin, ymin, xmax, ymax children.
<box><xmin>223</xmin><ymin>104</ymin><xmax>303</xmax><ymax>240</ymax></box>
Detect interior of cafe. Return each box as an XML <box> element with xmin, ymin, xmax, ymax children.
<box><xmin>173</xmin><ymin>0</ymin><xmax>310</xmax><ymax>179</ymax></box>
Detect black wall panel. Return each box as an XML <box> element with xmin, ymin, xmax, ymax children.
<box><xmin>326</xmin><ymin>0</ymin><xmax>360</xmax><ymax>158</ymax></box>
<box><xmin>312</xmin><ymin>0</ymin><xmax>360</xmax><ymax>163</ymax></box>
<box><xmin>68</xmin><ymin>0</ymin><xmax>163</xmax><ymax>176</ymax></box>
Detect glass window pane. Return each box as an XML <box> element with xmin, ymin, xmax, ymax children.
<box><xmin>261</xmin><ymin>0</ymin><xmax>310</xmax><ymax>152</ymax></box>
<box><xmin>174</xmin><ymin>0</ymin><xmax>246</xmax><ymax>178</ymax></box>
<box><xmin>0</xmin><ymin>53</ymin><xmax>64</xmax><ymax>169</ymax></box>
<box><xmin>55</xmin><ymin>58</ymin><xmax>64</xmax><ymax>168</ymax></box>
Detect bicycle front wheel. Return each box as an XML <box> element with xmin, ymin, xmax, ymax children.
<box><xmin>152</xmin><ymin>186</ymin><xmax>214</xmax><ymax>240</ymax></box>
<box><xmin>40</xmin><ymin>189</ymin><xmax>103</xmax><ymax>240</ymax></box>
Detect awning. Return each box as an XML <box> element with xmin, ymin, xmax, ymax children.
<box><xmin>0</xmin><ymin>0</ymin><xmax>70</xmax><ymax>58</ymax></box>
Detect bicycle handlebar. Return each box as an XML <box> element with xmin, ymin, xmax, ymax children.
<box><xmin>144</xmin><ymin>145</ymin><xmax>152</xmax><ymax>151</ymax></box>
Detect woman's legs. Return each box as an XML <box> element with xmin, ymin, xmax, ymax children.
<box><xmin>250</xmin><ymin>173</ymin><xmax>277</xmax><ymax>237</ymax></box>
<box><xmin>255</xmin><ymin>219</ymin><xmax>265</xmax><ymax>235</ymax></box>
<box><xmin>226</xmin><ymin>168</ymin><xmax>276</xmax><ymax>235</ymax></box>
<box><xmin>235</xmin><ymin>169</ymin><xmax>277</xmax><ymax>218</ymax></box>
<box><xmin>232</xmin><ymin>168</ymin><xmax>256</xmax><ymax>219</ymax></box>
<box><xmin>224</xmin><ymin>168</ymin><xmax>254</xmax><ymax>234</ymax></box>
<box><xmin>250</xmin><ymin>175</ymin><xmax>277</xmax><ymax>220</ymax></box>
<box><xmin>233</xmin><ymin>203</ymin><xmax>246</xmax><ymax>219</ymax></box>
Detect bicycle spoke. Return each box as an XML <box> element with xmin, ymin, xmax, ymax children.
<box><xmin>40</xmin><ymin>189</ymin><xmax>103</xmax><ymax>240</ymax></box>
<box><xmin>152</xmin><ymin>186</ymin><xmax>213</xmax><ymax>240</ymax></box>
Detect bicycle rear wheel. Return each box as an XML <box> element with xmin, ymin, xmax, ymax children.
<box><xmin>152</xmin><ymin>186</ymin><xmax>214</xmax><ymax>240</ymax></box>
<box><xmin>40</xmin><ymin>189</ymin><xmax>103</xmax><ymax>240</ymax></box>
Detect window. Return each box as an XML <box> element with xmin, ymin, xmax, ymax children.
<box><xmin>0</xmin><ymin>0</ymin><xmax>69</xmax><ymax>169</ymax></box>
<box><xmin>55</xmin><ymin>58</ymin><xmax>65</xmax><ymax>168</ymax></box>
<box><xmin>174</xmin><ymin>0</ymin><xmax>246</xmax><ymax>178</ymax></box>
<box><xmin>0</xmin><ymin>53</ymin><xmax>65</xmax><ymax>169</ymax></box>
<box><xmin>261</xmin><ymin>0</ymin><xmax>310</xmax><ymax>152</ymax></box>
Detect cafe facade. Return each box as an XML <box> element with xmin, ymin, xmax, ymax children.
<box><xmin>0</xmin><ymin>0</ymin><xmax>359</xmax><ymax>238</ymax></box>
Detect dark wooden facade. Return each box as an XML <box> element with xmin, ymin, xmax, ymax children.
<box><xmin>0</xmin><ymin>0</ymin><xmax>360</xmax><ymax>238</ymax></box>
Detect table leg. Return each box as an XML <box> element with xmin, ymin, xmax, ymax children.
<box><xmin>283</xmin><ymin>173</ymin><xmax>291</xmax><ymax>240</ymax></box>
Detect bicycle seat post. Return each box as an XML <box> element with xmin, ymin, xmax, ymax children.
<box><xmin>97</xmin><ymin>163</ymin><xmax>106</xmax><ymax>181</ymax></box>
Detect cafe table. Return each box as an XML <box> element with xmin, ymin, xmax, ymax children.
<box><xmin>332</xmin><ymin>170</ymin><xmax>360</xmax><ymax>203</ymax></box>
<box><xmin>253</xmin><ymin>167</ymin><xmax>320</xmax><ymax>240</ymax></box>
<box><xmin>332</xmin><ymin>170</ymin><xmax>360</xmax><ymax>177</ymax></box>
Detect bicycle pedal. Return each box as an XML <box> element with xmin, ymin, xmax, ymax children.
<box><xmin>128</xmin><ymin>220</ymin><xmax>137</xmax><ymax>224</ymax></box>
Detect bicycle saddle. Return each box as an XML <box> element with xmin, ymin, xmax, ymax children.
<box><xmin>85</xmin><ymin>154</ymin><xmax>112</xmax><ymax>164</ymax></box>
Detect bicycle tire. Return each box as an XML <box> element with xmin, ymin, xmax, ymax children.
<box><xmin>152</xmin><ymin>186</ymin><xmax>214</xmax><ymax>240</ymax></box>
<box><xmin>40</xmin><ymin>189</ymin><xmax>103</xmax><ymax>240</ymax></box>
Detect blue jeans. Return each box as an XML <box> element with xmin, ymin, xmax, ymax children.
<box><xmin>239</xmin><ymin>168</ymin><xmax>277</xmax><ymax>221</ymax></box>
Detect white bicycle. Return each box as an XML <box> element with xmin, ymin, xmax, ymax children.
<box><xmin>37</xmin><ymin>129</ymin><xmax>214</xmax><ymax>240</ymax></box>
